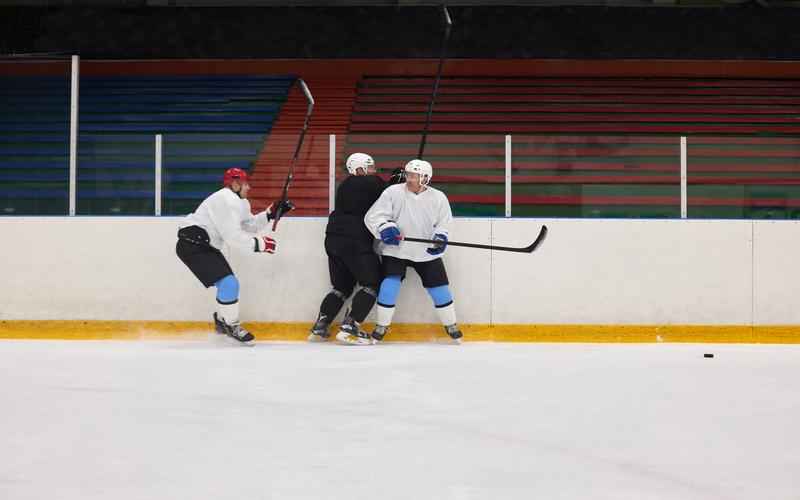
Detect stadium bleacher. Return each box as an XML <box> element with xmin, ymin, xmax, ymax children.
<box><xmin>347</xmin><ymin>76</ymin><xmax>800</xmax><ymax>218</ymax></box>
<box><xmin>1</xmin><ymin>75</ymin><xmax>293</xmax><ymax>215</ymax></box>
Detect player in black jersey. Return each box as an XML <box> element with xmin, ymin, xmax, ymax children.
<box><xmin>308</xmin><ymin>153</ymin><xmax>401</xmax><ymax>344</ymax></box>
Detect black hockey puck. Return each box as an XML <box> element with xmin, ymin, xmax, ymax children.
<box><xmin>704</xmin><ymin>353</ymin><xmax>714</xmax><ymax>358</ymax></box>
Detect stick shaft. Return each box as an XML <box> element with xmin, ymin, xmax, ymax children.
<box><xmin>403</xmin><ymin>237</ymin><xmax>524</xmax><ymax>252</ymax></box>
<box><xmin>418</xmin><ymin>5</ymin><xmax>452</xmax><ymax>160</ymax></box>
<box><xmin>272</xmin><ymin>78</ymin><xmax>314</xmax><ymax>231</ymax></box>
<box><xmin>403</xmin><ymin>226</ymin><xmax>547</xmax><ymax>254</ymax></box>
<box><xmin>292</xmin><ymin>79</ymin><xmax>315</xmax><ymax>162</ymax></box>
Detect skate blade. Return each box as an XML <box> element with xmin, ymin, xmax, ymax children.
<box><xmin>218</xmin><ymin>334</ymin><xmax>255</xmax><ymax>347</ymax></box>
<box><xmin>335</xmin><ymin>331</ymin><xmax>373</xmax><ymax>345</ymax></box>
<box><xmin>308</xmin><ymin>333</ymin><xmax>329</xmax><ymax>343</ymax></box>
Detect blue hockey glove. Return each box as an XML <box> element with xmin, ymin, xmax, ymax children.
<box><xmin>379</xmin><ymin>224</ymin><xmax>401</xmax><ymax>245</ymax></box>
<box><xmin>426</xmin><ymin>233</ymin><xmax>448</xmax><ymax>255</ymax></box>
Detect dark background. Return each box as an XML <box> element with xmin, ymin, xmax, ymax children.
<box><xmin>2</xmin><ymin>5</ymin><xmax>800</xmax><ymax>59</ymax></box>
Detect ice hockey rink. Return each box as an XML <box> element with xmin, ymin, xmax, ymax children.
<box><xmin>1</xmin><ymin>339</ymin><xmax>798</xmax><ymax>500</ymax></box>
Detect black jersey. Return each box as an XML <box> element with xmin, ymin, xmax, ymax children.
<box><xmin>325</xmin><ymin>175</ymin><xmax>386</xmax><ymax>243</ymax></box>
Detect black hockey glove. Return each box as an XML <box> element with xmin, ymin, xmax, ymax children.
<box><xmin>268</xmin><ymin>199</ymin><xmax>295</xmax><ymax>221</ymax></box>
<box><xmin>388</xmin><ymin>167</ymin><xmax>406</xmax><ymax>185</ymax></box>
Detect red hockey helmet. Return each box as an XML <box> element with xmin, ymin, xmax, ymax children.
<box><xmin>223</xmin><ymin>167</ymin><xmax>249</xmax><ymax>187</ymax></box>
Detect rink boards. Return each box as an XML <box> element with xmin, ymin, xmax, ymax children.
<box><xmin>1</xmin><ymin>217</ymin><xmax>799</xmax><ymax>342</ymax></box>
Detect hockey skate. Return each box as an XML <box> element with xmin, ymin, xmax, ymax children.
<box><xmin>444</xmin><ymin>324</ymin><xmax>463</xmax><ymax>344</ymax></box>
<box><xmin>308</xmin><ymin>315</ymin><xmax>331</xmax><ymax>342</ymax></box>
<box><xmin>335</xmin><ymin>317</ymin><xmax>373</xmax><ymax>345</ymax></box>
<box><xmin>371</xmin><ymin>324</ymin><xmax>389</xmax><ymax>343</ymax></box>
<box><xmin>213</xmin><ymin>312</ymin><xmax>227</xmax><ymax>335</ymax></box>
<box><xmin>217</xmin><ymin>318</ymin><xmax>255</xmax><ymax>345</ymax></box>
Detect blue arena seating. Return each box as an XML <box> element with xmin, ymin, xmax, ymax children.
<box><xmin>1</xmin><ymin>75</ymin><xmax>293</xmax><ymax>215</ymax></box>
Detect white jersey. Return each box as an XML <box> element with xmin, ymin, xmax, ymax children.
<box><xmin>364</xmin><ymin>183</ymin><xmax>453</xmax><ymax>262</ymax></box>
<box><xmin>180</xmin><ymin>188</ymin><xmax>269</xmax><ymax>251</ymax></box>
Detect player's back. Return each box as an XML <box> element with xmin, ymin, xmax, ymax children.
<box><xmin>326</xmin><ymin>175</ymin><xmax>385</xmax><ymax>242</ymax></box>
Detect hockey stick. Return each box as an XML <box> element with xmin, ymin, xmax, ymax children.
<box><xmin>271</xmin><ymin>78</ymin><xmax>314</xmax><ymax>231</ymax></box>
<box><xmin>403</xmin><ymin>225</ymin><xmax>548</xmax><ymax>254</ymax></box>
<box><xmin>417</xmin><ymin>5</ymin><xmax>452</xmax><ymax>160</ymax></box>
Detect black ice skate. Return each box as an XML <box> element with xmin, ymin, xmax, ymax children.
<box><xmin>218</xmin><ymin>319</ymin><xmax>255</xmax><ymax>345</ymax></box>
<box><xmin>335</xmin><ymin>316</ymin><xmax>372</xmax><ymax>345</ymax></box>
<box><xmin>308</xmin><ymin>314</ymin><xmax>331</xmax><ymax>342</ymax></box>
<box><xmin>371</xmin><ymin>324</ymin><xmax>389</xmax><ymax>343</ymax></box>
<box><xmin>213</xmin><ymin>313</ymin><xmax>226</xmax><ymax>335</ymax></box>
<box><xmin>444</xmin><ymin>324</ymin><xmax>463</xmax><ymax>344</ymax></box>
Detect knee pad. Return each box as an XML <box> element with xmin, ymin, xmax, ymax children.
<box><xmin>358</xmin><ymin>286</ymin><xmax>378</xmax><ymax>298</ymax></box>
<box><xmin>215</xmin><ymin>274</ymin><xmax>239</xmax><ymax>304</ymax></box>
<box><xmin>426</xmin><ymin>285</ymin><xmax>453</xmax><ymax>307</ymax></box>
<box><xmin>331</xmin><ymin>288</ymin><xmax>350</xmax><ymax>300</ymax></box>
<box><xmin>377</xmin><ymin>275</ymin><xmax>402</xmax><ymax>306</ymax></box>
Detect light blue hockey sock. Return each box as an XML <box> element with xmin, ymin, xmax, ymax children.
<box><xmin>377</xmin><ymin>275</ymin><xmax>402</xmax><ymax>307</ymax></box>
<box><xmin>215</xmin><ymin>274</ymin><xmax>240</xmax><ymax>304</ymax></box>
<box><xmin>426</xmin><ymin>285</ymin><xmax>453</xmax><ymax>307</ymax></box>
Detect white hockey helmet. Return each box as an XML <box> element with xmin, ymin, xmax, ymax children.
<box><xmin>404</xmin><ymin>159</ymin><xmax>433</xmax><ymax>185</ymax></box>
<box><xmin>345</xmin><ymin>152</ymin><xmax>375</xmax><ymax>175</ymax></box>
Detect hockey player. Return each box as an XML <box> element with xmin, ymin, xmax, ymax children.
<box><xmin>176</xmin><ymin>167</ymin><xmax>293</xmax><ymax>344</ymax></box>
<box><xmin>309</xmin><ymin>153</ymin><xmax>389</xmax><ymax>345</ymax></box>
<box><xmin>364</xmin><ymin>159</ymin><xmax>463</xmax><ymax>343</ymax></box>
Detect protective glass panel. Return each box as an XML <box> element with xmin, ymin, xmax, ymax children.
<box><xmin>512</xmin><ymin>135</ymin><xmax>681</xmax><ymax>218</ymax></box>
<box><xmin>0</xmin><ymin>59</ymin><xmax>70</xmax><ymax>215</ymax></box>
<box><xmin>343</xmin><ymin>133</ymin><xmax>507</xmax><ymax>217</ymax></box>
<box><xmin>687</xmin><ymin>136</ymin><xmax>800</xmax><ymax>219</ymax></box>
<box><xmin>76</xmin><ymin>74</ymin><xmax>292</xmax><ymax>215</ymax></box>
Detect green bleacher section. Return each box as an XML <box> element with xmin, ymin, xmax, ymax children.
<box><xmin>1</xmin><ymin>75</ymin><xmax>294</xmax><ymax>215</ymax></box>
<box><xmin>349</xmin><ymin>76</ymin><xmax>800</xmax><ymax>218</ymax></box>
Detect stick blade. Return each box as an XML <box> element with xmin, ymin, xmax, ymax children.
<box><xmin>523</xmin><ymin>225</ymin><xmax>548</xmax><ymax>253</ymax></box>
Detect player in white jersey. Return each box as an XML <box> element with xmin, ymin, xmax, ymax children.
<box><xmin>176</xmin><ymin>167</ymin><xmax>293</xmax><ymax>344</ymax></box>
<box><xmin>364</xmin><ymin>159</ymin><xmax>463</xmax><ymax>343</ymax></box>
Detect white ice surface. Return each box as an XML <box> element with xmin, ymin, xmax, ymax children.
<box><xmin>1</xmin><ymin>340</ymin><xmax>799</xmax><ymax>500</ymax></box>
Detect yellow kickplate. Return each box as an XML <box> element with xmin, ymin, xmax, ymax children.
<box><xmin>1</xmin><ymin>321</ymin><xmax>800</xmax><ymax>343</ymax></box>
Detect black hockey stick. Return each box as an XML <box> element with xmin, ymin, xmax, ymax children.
<box><xmin>272</xmin><ymin>78</ymin><xmax>314</xmax><ymax>231</ymax></box>
<box><xmin>403</xmin><ymin>225</ymin><xmax>548</xmax><ymax>254</ymax></box>
<box><xmin>417</xmin><ymin>5</ymin><xmax>452</xmax><ymax>160</ymax></box>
